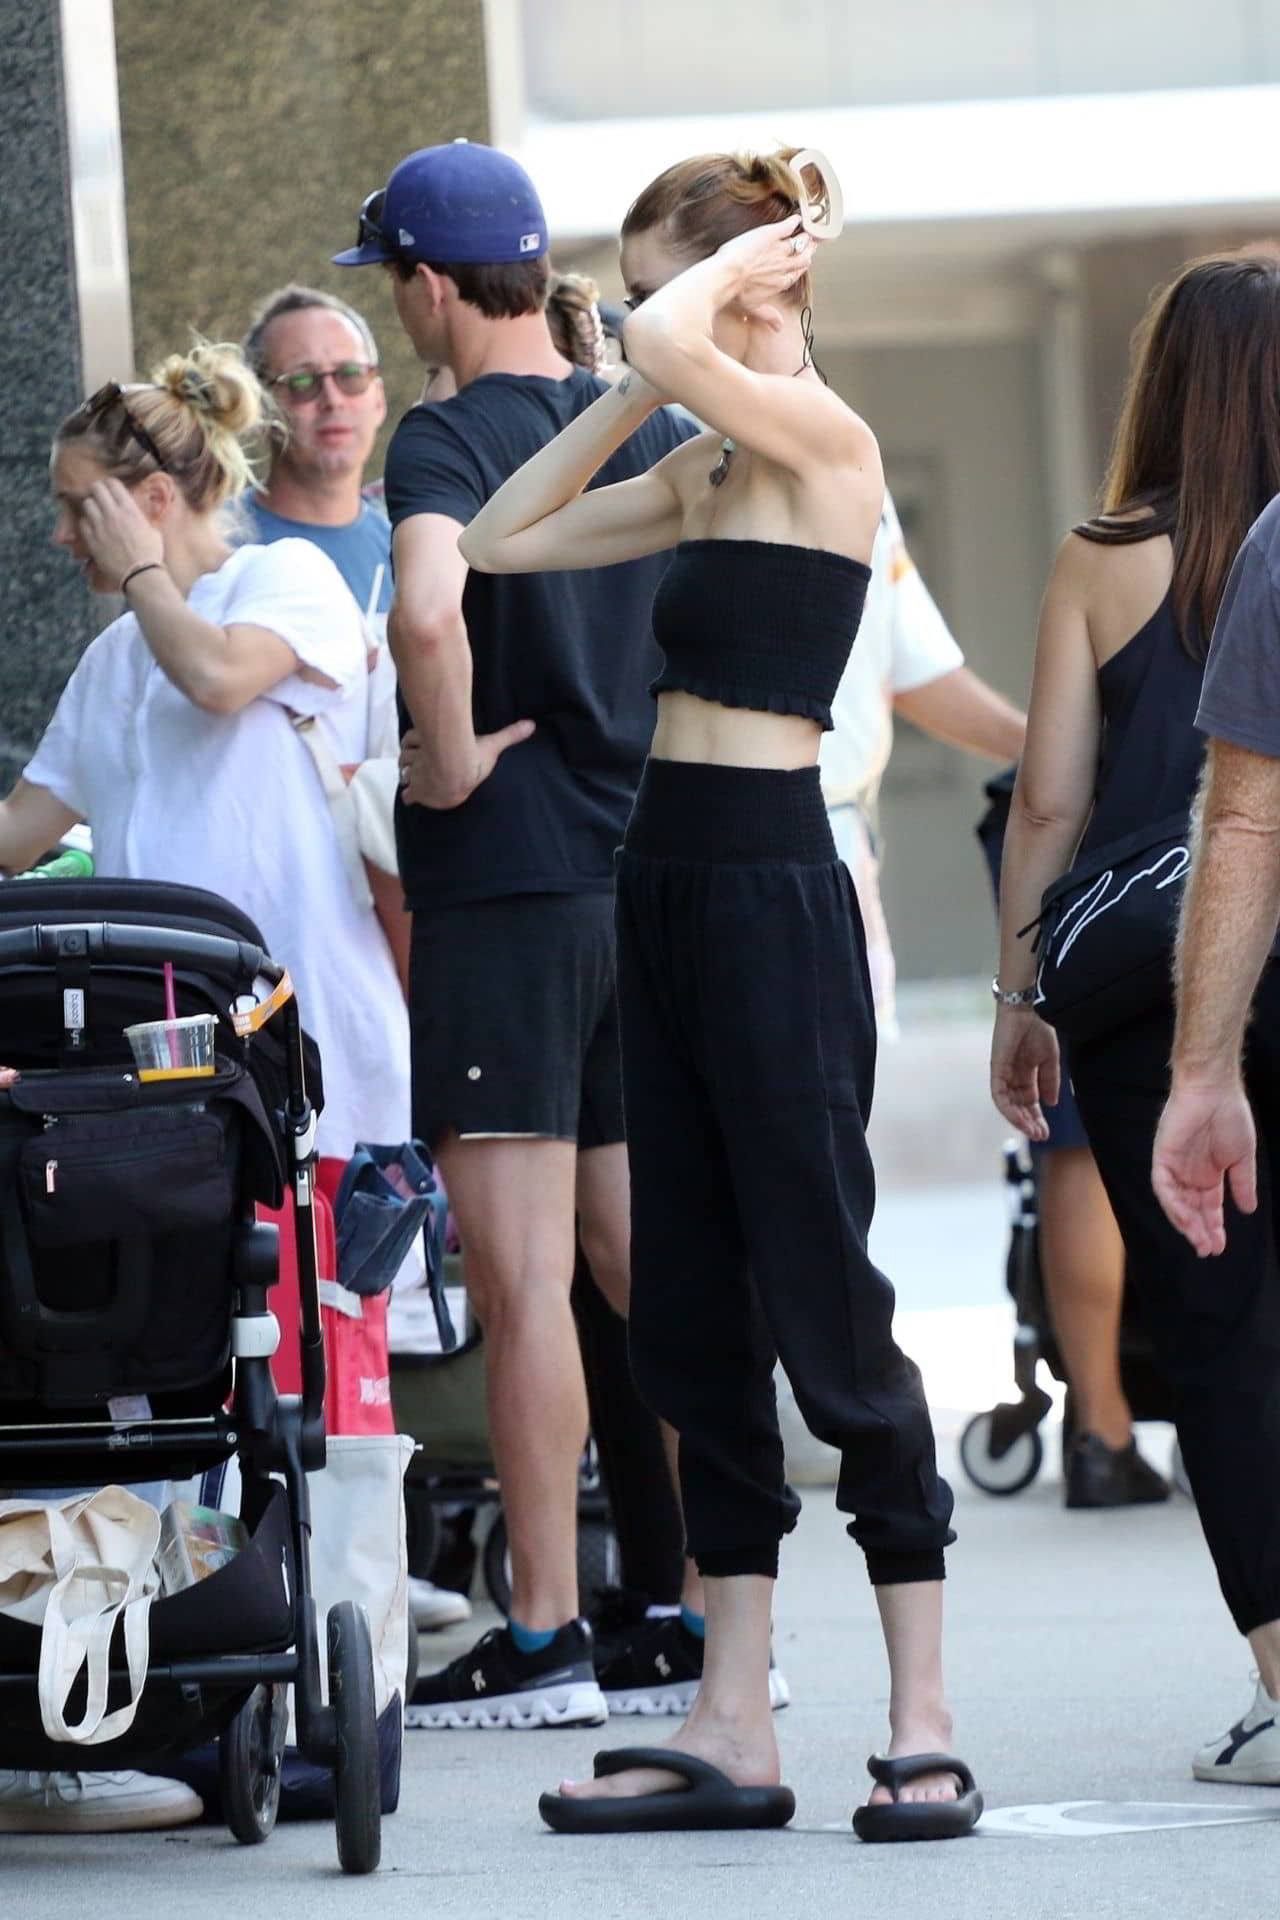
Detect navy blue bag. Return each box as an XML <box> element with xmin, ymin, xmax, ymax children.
<box><xmin>334</xmin><ymin>1140</ymin><xmax>455</xmax><ymax>1350</ymax></box>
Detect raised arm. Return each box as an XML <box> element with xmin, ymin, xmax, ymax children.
<box><xmin>991</xmin><ymin>536</ymin><xmax>1102</xmax><ymax>1136</ymax></box>
<box><xmin>78</xmin><ymin>480</ymin><xmax>315</xmax><ymax>713</ymax></box>
<box><xmin>621</xmin><ymin>219</ymin><xmax>872</xmax><ymax>483</ymax></box>
<box><xmin>458</xmin><ymin>375</ymin><xmax>691</xmax><ymax>576</ymax></box>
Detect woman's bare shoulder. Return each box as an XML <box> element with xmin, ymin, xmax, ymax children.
<box><xmin>1056</xmin><ymin>516</ymin><xmax>1172</xmax><ymax>582</ymax></box>
<box><xmin>1051</xmin><ymin>520</ymin><xmax>1174</xmax><ymax>656</ymax></box>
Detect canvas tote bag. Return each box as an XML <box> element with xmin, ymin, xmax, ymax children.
<box><xmin>0</xmin><ymin>1485</ymin><xmax>160</xmax><ymax>1743</ymax></box>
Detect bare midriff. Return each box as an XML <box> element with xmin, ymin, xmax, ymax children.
<box><xmin>649</xmin><ymin>690</ymin><xmax>821</xmax><ymax>770</ymax></box>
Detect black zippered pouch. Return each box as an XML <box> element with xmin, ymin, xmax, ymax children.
<box><xmin>18</xmin><ymin>1106</ymin><xmax>232</xmax><ymax>1247</ymax></box>
<box><xmin>1030</xmin><ymin>810</ymin><xmax>1190</xmax><ymax>1043</ymax></box>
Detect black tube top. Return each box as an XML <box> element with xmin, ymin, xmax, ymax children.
<box><xmin>649</xmin><ymin>538</ymin><xmax>872</xmax><ymax>729</ymax></box>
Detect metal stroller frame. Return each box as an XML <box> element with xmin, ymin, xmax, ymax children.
<box><xmin>394</xmin><ymin>1268</ymin><xmax>621</xmax><ymax>1619</ymax></box>
<box><xmin>0</xmin><ymin>878</ymin><xmax>381</xmax><ymax>1871</ymax></box>
<box><xmin>959</xmin><ymin>1138</ymin><xmax>1184</xmax><ymax>1497</ymax></box>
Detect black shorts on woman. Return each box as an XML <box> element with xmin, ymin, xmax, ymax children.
<box><xmin>616</xmin><ymin>537</ymin><xmax>955</xmax><ymax>1584</ymax></box>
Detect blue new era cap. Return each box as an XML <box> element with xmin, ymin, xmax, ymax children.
<box><xmin>333</xmin><ymin>140</ymin><xmax>549</xmax><ymax>268</ymax></box>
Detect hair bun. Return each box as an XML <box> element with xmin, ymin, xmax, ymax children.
<box><xmin>152</xmin><ymin>340</ymin><xmax>261</xmax><ymax>438</ymax></box>
<box><xmin>547</xmin><ymin>272</ymin><xmax>606</xmax><ymax>373</ymax></box>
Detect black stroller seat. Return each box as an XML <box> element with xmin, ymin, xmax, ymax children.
<box><xmin>0</xmin><ymin>878</ymin><xmax>381</xmax><ymax>1871</ymax></box>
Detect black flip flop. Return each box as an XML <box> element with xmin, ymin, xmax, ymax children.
<box><xmin>851</xmin><ymin>1752</ymin><xmax>983</xmax><ymax>1842</ymax></box>
<box><xmin>539</xmin><ymin>1746</ymin><xmax>796</xmax><ymax>1834</ymax></box>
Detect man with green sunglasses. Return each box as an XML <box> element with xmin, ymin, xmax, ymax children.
<box><xmin>240</xmin><ymin>283</ymin><xmax>390</xmax><ymax>622</ymax></box>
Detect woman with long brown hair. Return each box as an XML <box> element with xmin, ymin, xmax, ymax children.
<box><xmin>456</xmin><ymin>145</ymin><xmax>980</xmax><ymax>1840</ymax></box>
<box><xmin>992</xmin><ymin>251</ymin><xmax>1280</xmax><ymax>1780</ymax></box>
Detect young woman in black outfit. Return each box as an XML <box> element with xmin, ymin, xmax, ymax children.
<box><xmin>992</xmin><ymin>253</ymin><xmax>1280</xmax><ymax>1784</ymax></box>
<box><xmin>460</xmin><ymin>147</ymin><xmax>979</xmax><ymax>1840</ymax></box>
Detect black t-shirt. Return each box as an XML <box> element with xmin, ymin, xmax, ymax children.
<box><xmin>384</xmin><ymin>368</ymin><xmax>697</xmax><ymax>909</ymax></box>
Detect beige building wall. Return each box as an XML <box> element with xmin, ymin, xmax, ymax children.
<box><xmin>105</xmin><ymin>1</ymin><xmax>1280</xmax><ymax>986</ymax></box>
<box><xmin>114</xmin><ymin>0</ymin><xmax>491</xmax><ymax>471</ymax></box>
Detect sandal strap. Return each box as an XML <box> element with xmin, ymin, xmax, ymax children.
<box><xmin>593</xmin><ymin>1747</ymin><xmax>732</xmax><ymax>1791</ymax></box>
<box><xmin>865</xmin><ymin>1752</ymin><xmax>977</xmax><ymax>1798</ymax></box>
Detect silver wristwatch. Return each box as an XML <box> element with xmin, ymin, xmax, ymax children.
<box><xmin>991</xmin><ymin>978</ymin><xmax>1037</xmax><ymax>1008</ymax></box>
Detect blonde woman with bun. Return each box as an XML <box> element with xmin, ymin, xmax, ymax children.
<box><xmin>0</xmin><ymin>342</ymin><xmax>411</xmax><ymax>1163</ymax></box>
<box><xmin>461</xmin><ymin>147</ymin><xmax>980</xmax><ymax>1840</ymax></box>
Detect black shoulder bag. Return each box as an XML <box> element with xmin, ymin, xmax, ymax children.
<box><xmin>1030</xmin><ymin>809</ymin><xmax>1192</xmax><ymax>1045</ymax></box>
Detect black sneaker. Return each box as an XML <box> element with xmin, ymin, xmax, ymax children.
<box><xmin>596</xmin><ymin>1613</ymin><xmax>792</xmax><ymax>1717</ymax></box>
<box><xmin>405</xmin><ymin>1619</ymin><xmax>607</xmax><ymax>1730</ymax></box>
<box><xmin>1064</xmin><ymin>1432</ymin><xmax>1170</xmax><ymax>1509</ymax></box>
<box><xmin>585</xmin><ymin>1585</ymin><xmax>664</xmax><ymax>1669</ymax></box>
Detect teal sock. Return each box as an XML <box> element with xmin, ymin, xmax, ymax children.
<box><xmin>680</xmin><ymin>1605</ymin><xmax>706</xmax><ymax>1640</ymax></box>
<box><xmin>509</xmin><ymin>1618</ymin><xmax>558</xmax><ymax>1654</ymax></box>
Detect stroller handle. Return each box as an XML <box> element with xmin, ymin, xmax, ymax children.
<box><xmin>0</xmin><ymin>920</ymin><xmax>281</xmax><ymax>988</ymax></box>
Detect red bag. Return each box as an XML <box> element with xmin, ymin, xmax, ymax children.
<box><xmin>260</xmin><ymin>1155</ymin><xmax>395</xmax><ymax>1437</ymax></box>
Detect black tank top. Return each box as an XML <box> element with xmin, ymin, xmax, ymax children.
<box><xmin>1076</xmin><ymin>581</ymin><xmax>1205</xmax><ymax>860</ymax></box>
<box><xmin>649</xmin><ymin>538</ymin><xmax>871</xmax><ymax>729</ymax></box>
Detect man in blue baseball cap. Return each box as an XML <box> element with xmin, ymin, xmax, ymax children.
<box><xmin>335</xmin><ymin>144</ymin><xmax>697</xmax><ymax>1730</ymax></box>
<box><xmin>333</xmin><ymin>140</ymin><xmax>549</xmax><ymax>272</ymax></box>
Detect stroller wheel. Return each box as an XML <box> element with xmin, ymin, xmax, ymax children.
<box><xmin>406</xmin><ymin>1605</ymin><xmax>420</xmax><ymax>1697</ymax></box>
<box><xmin>577</xmin><ymin>1508</ymin><xmax>621</xmax><ymax>1602</ymax></box>
<box><xmin>328</xmin><ymin>1601</ymin><xmax>382</xmax><ymax>1875</ymax></box>
<box><xmin>221</xmin><ymin>1682</ymin><xmax>288</xmax><ymax>1845</ymax></box>
<box><xmin>959</xmin><ymin>1410</ymin><xmax>1044</xmax><ymax>1495</ymax></box>
<box><xmin>482</xmin><ymin>1512</ymin><xmax>513</xmax><ymax>1615</ymax></box>
<box><xmin>482</xmin><ymin>1509</ymin><xmax>622</xmax><ymax>1618</ymax></box>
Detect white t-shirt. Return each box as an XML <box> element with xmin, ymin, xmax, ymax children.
<box><xmin>819</xmin><ymin>490</ymin><xmax>963</xmax><ymax>811</ymax></box>
<box><xmin>24</xmin><ymin>540</ymin><xmax>411</xmax><ymax>1162</ymax></box>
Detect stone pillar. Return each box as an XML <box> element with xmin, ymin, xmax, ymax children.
<box><xmin>114</xmin><ymin>0</ymin><xmax>492</xmax><ymax>472</ymax></box>
<box><xmin>0</xmin><ymin>0</ymin><xmax>99</xmax><ymax>786</ymax></box>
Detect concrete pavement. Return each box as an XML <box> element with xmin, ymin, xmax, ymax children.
<box><xmin>14</xmin><ymin>1426</ymin><xmax>1270</xmax><ymax>1920</ymax></box>
<box><xmin>16</xmin><ymin>1171</ymin><xmax>1277</xmax><ymax>1919</ymax></box>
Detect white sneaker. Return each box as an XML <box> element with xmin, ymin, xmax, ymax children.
<box><xmin>408</xmin><ymin>1574</ymin><xmax>472</xmax><ymax>1630</ymax></box>
<box><xmin>0</xmin><ymin>1770</ymin><xmax>203</xmax><ymax>1833</ymax></box>
<box><xmin>1193</xmin><ymin>1675</ymin><xmax>1280</xmax><ymax>1784</ymax></box>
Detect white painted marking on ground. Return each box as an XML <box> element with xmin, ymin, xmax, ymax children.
<box><xmin>979</xmin><ymin>1801</ymin><xmax>1280</xmax><ymax>1838</ymax></box>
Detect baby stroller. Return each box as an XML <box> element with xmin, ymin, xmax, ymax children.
<box><xmin>958</xmin><ymin>1137</ymin><xmax>1184</xmax><ymax>1496</ymax></box>
<box><xmin>0</xmin><ymin>877</ymin><xmax>381</xmax><ymax>1872</ymax></box>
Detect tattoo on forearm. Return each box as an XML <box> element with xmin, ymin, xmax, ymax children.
<box><xmin>617</xmin><ymin>373</ymin><xmax>633</xmax><ymax>395</ymax></box>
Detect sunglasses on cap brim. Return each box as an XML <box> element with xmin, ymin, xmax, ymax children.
<box><xmin>352</xmin><ymin>187</ymin><xmax>419</xmax><ymax>265</ymax></box>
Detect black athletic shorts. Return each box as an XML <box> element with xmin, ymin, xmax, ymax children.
<box><xmin>407</xmin><ymin>892</ymin><xmax>624</xmax><ymax>1151</ymax></box>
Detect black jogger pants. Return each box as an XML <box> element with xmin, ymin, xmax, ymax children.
<box><xmin>1072</xmin><ymin>965</ymin><xmax>1280</xmax><ymax>1636</ymax></box>
<box><xmin>615</xmin><ymin>760</ymin><xmax>955</xmax><ymax>1585</ymax></box>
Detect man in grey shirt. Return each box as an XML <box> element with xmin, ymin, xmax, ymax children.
<box><xmin>1154</xmin><ymin>493</ymin><xmax>1280</xmax><ymax>1235</ymax></box>
<box><xmin>1153</xmin><ymin>491</ymin><xmax>1280</xmax><ymax>1782</ymax></box>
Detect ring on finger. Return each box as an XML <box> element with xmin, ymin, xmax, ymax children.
<box><xmin>790</xmin><ymin>234</ymin><xmax>808</xmax><ymax>254</ymax></box>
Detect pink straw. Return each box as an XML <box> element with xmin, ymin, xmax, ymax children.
<box><xmin>163</xmin><ymin>961</ymin><xmax>179</xmax><ymax>1068</ymax></box>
